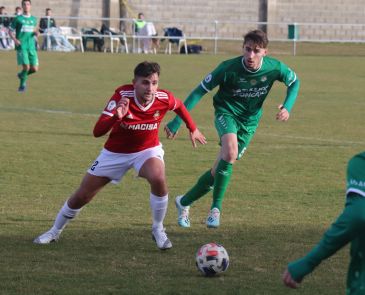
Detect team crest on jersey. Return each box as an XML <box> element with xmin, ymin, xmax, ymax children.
<box><xmin>153</xmin><ymin>110</ymin><xmax>160</xmax><ymax>119</ymax></box>
<box><xmin>250</xmin><ymin>79</ymin><xmax>257</xmax><ymax>86</ymax></box>
<box><xmin>260</xmin><ymin>76</ymin><xmax>267</xmax><ymax>82</ymax></box>
<box><xmin>106</xmin><ymin>100</ymin><xmax>116</xmax><ymax>111</ymax></box>
<box><xmin>238</xmin><ymin>78</ymin><xmax>247</xmax><ymax>83</ymax></box>
<box><xmin>204</xmin><ymin>74</ymin><xmax>212</xmax><ymax>83</ymax></box>
<box><xmin>126</xmin><ymin>113</ymin><xmax>133</xmax><ymax>119</ymax></box>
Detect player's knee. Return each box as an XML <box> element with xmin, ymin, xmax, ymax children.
<box><xmin>222</xmin><ymin>150</ymin><xmax>238</xmax><ymax>163</ymax></box>
<box><xmin>149</xmin><ymin>173</ymin><xmax>166</xmax><ymax>187</ymax></box>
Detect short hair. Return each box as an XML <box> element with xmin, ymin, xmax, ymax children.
<box><xmin>0</xmin><ymin>6</ymin><xmax>5</xmax><ymax>10</ymax></box>
<box><xmin>46</xmin><ymin>8</ymin><xmax>51</xmax><ymax>12</ymax></box>
<box><xmin>138</xmin><ymin>12</ymin><xmax>144</xmax><ymax>18</ymax></box>
<box><xmin>134</xmin><ymin>61</ymin><xmax>160</xmax><ymax>78</ymax></box>
<box><xmin>244</xmin><ymin>30</ymin><xmax>269</xmax><ymax>48</ymax></box>
<box><xmin>21</xmin><ymin>0</ymin><xmax>31</xmax><ymax>5</ymax></box>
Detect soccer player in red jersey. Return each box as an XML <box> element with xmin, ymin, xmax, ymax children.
<box><xmin>33</xmin><ymin>61</ymin><xmax>206</xmax><ymax>250</ymax></box>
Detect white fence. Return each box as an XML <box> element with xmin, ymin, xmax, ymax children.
<box><xmin>2</xmin><ymin>15</ymin><xmax>365</xmax><ymax>55</ymax></box>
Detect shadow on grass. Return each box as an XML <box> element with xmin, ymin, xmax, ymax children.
<box><xmin>0</xmin><ymin>224</ymin><xmax>346</xmax><ymax>295</ymax></box>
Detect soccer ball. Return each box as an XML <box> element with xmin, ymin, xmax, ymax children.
<box><xmin>195</xmin><ymin>242</ymin><xmax>229</xmax><ymax>276</ymax></box>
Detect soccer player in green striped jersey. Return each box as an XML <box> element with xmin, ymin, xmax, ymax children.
<box><xmin>165</xmin><ymin>29</ymin><xmax>300</xmax><ymax>228</ymax></box>
<box><xmin>9</xmin><ymin>0</ymin><xmax>39</xmax><ymax>92</ymax></box>
<box><xmin>283</xmin><ymin>152</ymin><xmax>365</xmax><ymax>294</ymax></box>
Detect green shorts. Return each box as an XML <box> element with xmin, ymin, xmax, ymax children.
<box><xmin>215</xmin><ymin>113</ymin><xmax>257</xmax><ymax>160</ymax></box>
<box><xmin>17</xmin><ymin>49</ymin><xmax>39</xmax><ymax>66</ymax></box>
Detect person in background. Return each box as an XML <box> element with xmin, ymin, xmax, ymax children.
<box><xmin>0</xmin><ymin>6</ymin><xmax>10</xmax><ymax>27</ymax></box>
<box><xmin>39</xmin><ymin>8</ymin><xmax>56</xmax><ymax>50</ymax></box>
<box><xmin>39</xmin><ymin>8</ymin><xmax>56</xmax><ymax>33</ymax></box>
<box><xmin>134</xmin><ymin>12</ymin><xmax>146</xmax><ymax>53</ymax></box>
<box><xmin>0</xmin><ymin>6</ymin><xmax>12</xmax><ymax>49</ymax></box>
<box><xmin>283</xmin><ymin>151</ymin><xmax>365</xmax><ymax>294</ymax></box>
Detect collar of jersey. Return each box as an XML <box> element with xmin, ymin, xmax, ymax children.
<box><xmin>241</xmin><ymin>57</ymin><xmax>263</xmax><ymax>73</ymax></box>
<box><xmin>133</xmin><ymin>90</ymin><xmax>155</xmax><ymax>112</ymax></box>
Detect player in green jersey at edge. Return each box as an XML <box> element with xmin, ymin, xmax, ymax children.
<box><xmin>164</xmin><ymin>29</ymin><xmax>300</xmax><ymax>228</ymax></box>
<box><xmin>283</xmin><ymin>151</ymin><xmax>365</xmax><ymax>294</ymax></box>
<box><xmin>9</xmin><ymin>0</ymin><xmax>39</xmax><ymax>92</ymax></box>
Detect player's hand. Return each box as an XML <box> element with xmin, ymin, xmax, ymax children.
<box><xmin>116</xmin><ymin>97</ymin><xmax>129</xmax><ymax>119</ymax></box>
<box><xmin>164</xmin><ymin>125</ymin><xmax>178</xmax><ymax>139</ymax></box>
<box><xmin>282</xmin><ymin>269</ymin><xmax>300</xmax><ymax>289</ymax></box>
<box><xmin>14</xmin><ymin>39</ymin><xmax>21</xmax><ymax>46</ymax></box>
<box><xmin>276</xmin><ymin>104</ymin><xmax>290</xmax><ymax>121</ymax></box>
<box><xmin>189</xmin><ymin>128</ymin><xmax>207</xmax><ymax>148</ymax></box>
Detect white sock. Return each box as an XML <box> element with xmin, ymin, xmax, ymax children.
<box><xmin>150</xmin><ymin>193</ymin><xmax>168</xmax><ymax>230</ymax></box>
<box><xmin>51</xmin><ymin>201</ymin><xmax>81</xmax><ymax>233</ymax></box>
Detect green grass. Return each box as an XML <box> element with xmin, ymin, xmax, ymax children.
<box><xmin>0</xmin><ymin>50</ymin><xmax>364</xmax><ymax>295</ymax></box>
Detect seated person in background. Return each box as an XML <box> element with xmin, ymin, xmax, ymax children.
<box><xmin>0</xmin><ymin>6</ymin><xmax>10</xmax><ymax>28</ymax></box>
<box><xmin>39</xmin><ymin>8</ymin><xmax>56</xmax><ymax>33</ymax></box>
<box><xmin>10</xmin><ymin>6</ymin><xmax>22</xmax><ymax>23</ymax></box>
<box><xmin>39</xmin><ymin>8</ymin><xmax>57</xmax><ymax>50</ymax></box>
<box><xmin>0</xmin><ymin>6</ymin><xmax>12</xmax><ymax>49</ymax></box>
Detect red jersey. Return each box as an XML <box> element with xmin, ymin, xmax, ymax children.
<box><xmin>93</xmin><ymin>84</ymin><xmax>196</xmax><ymax>153</ymax></box>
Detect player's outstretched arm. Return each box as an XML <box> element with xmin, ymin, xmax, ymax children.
<box><xmin>189</xmin><ymin>128</ymin><xmax>207</xmax><ymax>148</ymax></box>
<box><xmin>165</xmin><ymin>85</ymin><xmax>207</xmax><ymax>138</ymax></box>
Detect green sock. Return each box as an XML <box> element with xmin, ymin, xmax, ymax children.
<box><xmin>18</xmin><ymin>70</ymin><xmax>28</xmax><ymax>87</ymax></box>
<box><xmin>181</xmin><ymin>169</ymin><xmax>214</xmax><ymax>206</ymax></box>
<box><xmin>28</xmin><ymin>69</ymin><xmax>36</xmax><ymax>75</ymax></box>
<box><xmin>211</xmin><ymin>159</ymin><xmax>233</xmax><ymax>211</ymax></box>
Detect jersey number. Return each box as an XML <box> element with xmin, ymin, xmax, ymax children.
<box><xmin>90</xmin><ymin>161</ymin><xmax>99</xmax><ymax>171</ymax></box>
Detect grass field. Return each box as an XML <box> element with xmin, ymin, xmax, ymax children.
<box><xmin>0</xmin><ymin>50</ymin><xmax>364</xmax><ymax>295</ymax></box>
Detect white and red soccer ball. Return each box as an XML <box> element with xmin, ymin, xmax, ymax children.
<box><xmin>195</xmin><ymin>242</ymin><xmax>229</xmax><ymax>276</ymax></box>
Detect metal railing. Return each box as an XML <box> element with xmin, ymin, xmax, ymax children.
<box><xmin>2</xmin><ymin>14</ymin><xmax>365</xmax><ymax>55</ymax></box>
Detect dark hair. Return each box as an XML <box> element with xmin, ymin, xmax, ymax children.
<box><xmin>244</xmin><ymin>30</ymin><xmax>269</xmax><ymax>48</ymax></box>
<box><xmin>46</xmin><ymin>8</ymin><xmax>51</xmax><ymax>12</ymax></box>
<box><xmin>134</xmin><ymin>61</ymin><xmax>160</xmax><ymax>78</ymax></box>
<box><xmin>138</xmin><ymin>12</ymin><xmax>144</xmax><ymax>18</ymax></box>
<box><xmin>0</xmin><ymin>6</ymin><xmax>5</xmax><ymax>10</ymax></box>
<box><xmin>21</xmin><ymin>0</ymin><xmax>31</xmax><ymax>5</ymax></box>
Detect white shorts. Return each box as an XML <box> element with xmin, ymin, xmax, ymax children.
<box><xmin>87</xmin><ymin>145</ymin><xmax>165</xmax><ymax>184</ymax></box>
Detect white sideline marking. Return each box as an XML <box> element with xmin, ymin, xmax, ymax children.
<box><xmin>0</xmin><ymin>106</ymin><xmax>98</xmax><ymax>117</ymax></box>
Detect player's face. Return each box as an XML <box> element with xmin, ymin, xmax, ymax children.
<box><xmin>243</xmin><ymin>41</ymin><xmax>267</xmax><ymax>70</ymax></box>
<box><xmin>22</xmin><ymin>1</ymin><xmax>31</xmax><ymax>14</ymax></box>
<box><xmin>133</xmin><ymin>73</ymin><xmax>159</xmax><ymax>105</ymax></box>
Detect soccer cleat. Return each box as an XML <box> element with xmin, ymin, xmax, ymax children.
<box><xmin>206</xmin><ymin>208</ymin><xmax>220</xmax><ymax>228</ymax></box>
<box><xmin>18</xmin><ymin>85</ymin><xmax>27</xmax><ymax>92</ymax></box>
<box><xmin>33</xmin><ymin>229</ymin><xmax>61</xmax><ymax>244</ymax></box>
<box><xmin>175</xmin><ymin>195</ymin><xmax>190</xmax><ymax>228</ymax></box>
<box><xmin>152</xmin><ymin>227</ymin><xmax>172</xmax><ymax>250</ymax></box>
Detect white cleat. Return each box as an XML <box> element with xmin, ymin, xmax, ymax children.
<box><xmin>175</xmin><ymin>195</ymin><xmax>190</xmax><ymax>228</ymax></box>
<box><xmin>33</xmin><ymin>229</ymin><xmax>61</xmax><ymax>244</ymax></box>
<box><xmin>152</xmin><ymin>227</ymin><xmax>172</xmax><ymax>250</ymax></box>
